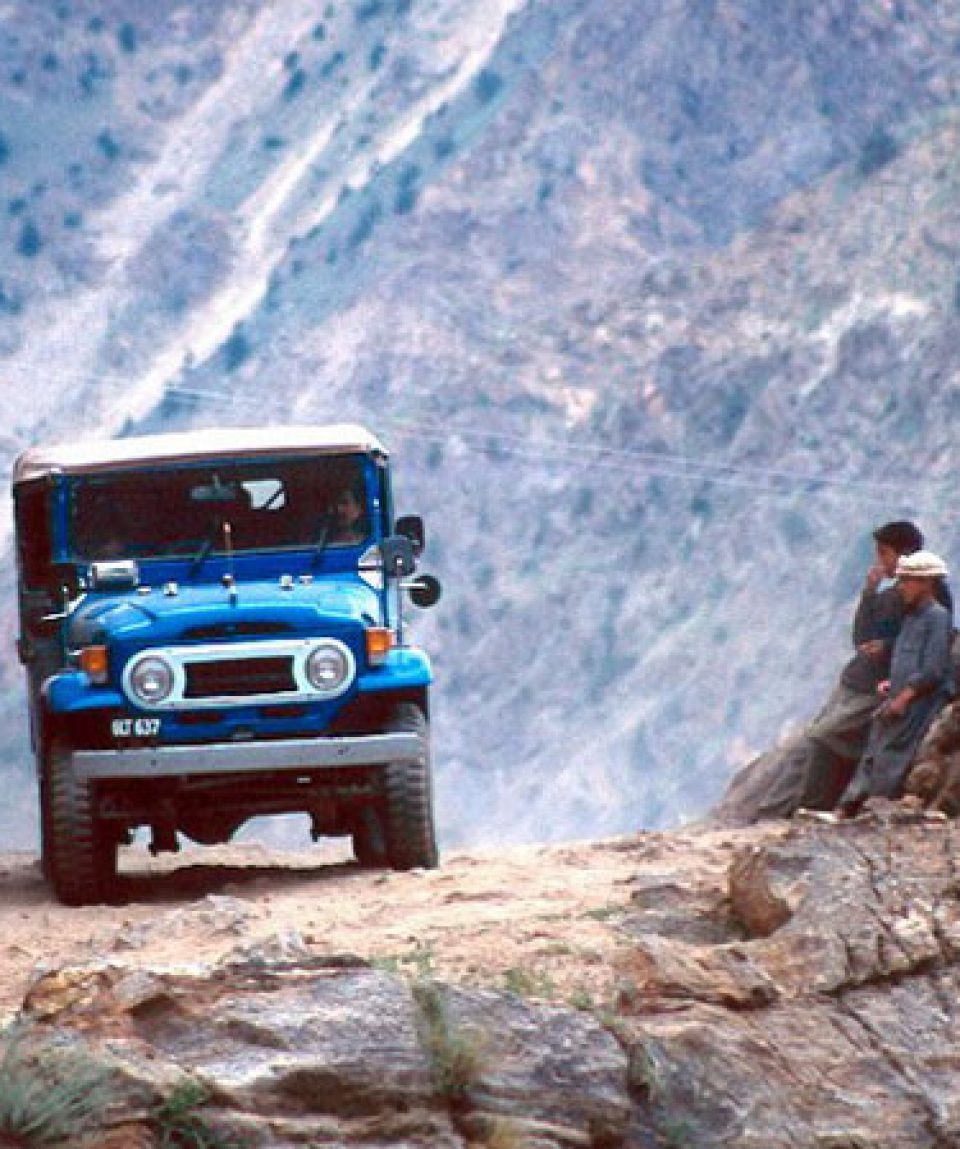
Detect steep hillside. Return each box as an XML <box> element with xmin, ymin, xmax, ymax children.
<box><xmin>3</xmin><ymin>2</ymin><xmax>960</xmax><ymax>848</ymax></box>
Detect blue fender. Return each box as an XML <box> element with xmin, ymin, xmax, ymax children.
<box><xmin>43</xmin><ymin>672</ymin><xmax>125</xmax><ymax>714</ymax></box>
<box><xmin>358</xmin><ymin>647</ymin><xmax>433</xmax><ymax>694</ymax></box>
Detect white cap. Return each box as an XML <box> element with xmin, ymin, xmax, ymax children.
<box><xmin>895</xmin><ymin>550</ymin><xmax>949</xmax><ymax>579</ymax></box>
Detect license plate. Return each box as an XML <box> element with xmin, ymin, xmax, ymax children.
<box><xmin>112</xmin><ymin>717</ymin><xmax>162</xmax><ymax>739</ymax></box>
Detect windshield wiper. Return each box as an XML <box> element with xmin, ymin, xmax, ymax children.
<box><xmin>190</xmin><ymin>519</ymin><xmax>224</xmax><ymax>575</ymax></box>
<box><xmin>190</xmin><ymin>537</ymin><xmax>214</xmax><ymax>575</ymax></box>
<box><xmin>311</xmin><ymin>520</ymin><xmax>331</xmax><ymax>568</ymax></box>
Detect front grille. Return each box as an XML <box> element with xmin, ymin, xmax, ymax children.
<box><xmin>184</xmin><ymin>656</ymin><xmax>296</xmax><ymax>698</ymax></box>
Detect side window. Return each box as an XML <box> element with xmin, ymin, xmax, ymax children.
<box><xmin>232</xmin><ymin>477</ymin><xmax>287</xmax><ymax>550</ymax></box>
<box><xmin>241</xmin><ymin>478</ymin><xmax>286</xmax><ymax>511</ymax></box>
<box><xmin>14</xmin><ymin>482</ymin><xmax>53</xmax><ymax>590</ymax></box>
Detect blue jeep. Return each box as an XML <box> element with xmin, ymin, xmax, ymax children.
<box><xmin>12</xmin><ymin>425</ymin><xmax>441</xmax><ymax>905</ymax></box>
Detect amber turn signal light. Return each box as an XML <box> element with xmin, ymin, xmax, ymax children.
<box><xmin>365</xmin><ymin>628</ymin><xmax>394</xmax><ymax>666</ymax></box>
<box><xmin>79</xmin><ymin>645</ymin><xmax>109</xmax><ymax>684</ymax></box>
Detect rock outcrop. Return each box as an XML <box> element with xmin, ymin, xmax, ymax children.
<box><xmin>6</xmin><ymin>816</ymin><xmax>960</xmax><ymax>1147</ymax></box>
<box><xmin>712</xmin><ymin>696</ymin><xmax>960</xmax><ymax>829</ymax></box>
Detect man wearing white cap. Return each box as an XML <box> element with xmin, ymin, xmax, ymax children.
<box><xmin>837</xmin><ymin>550</ymin><xmax>955</xmax><ymax>816</ymax></box>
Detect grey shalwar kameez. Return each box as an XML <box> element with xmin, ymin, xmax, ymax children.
<box><xmin>759</xmin><ymin>584</ymin><xmax>904</xmax><ymax>816</ymax></box>
<box><xmin>838</xmin><ymin>597</ymin><xmax>954</xmax><ymax>807</ymax></box>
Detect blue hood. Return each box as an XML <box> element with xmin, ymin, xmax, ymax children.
<box><xmin>67</xmin><ymin>576</ymin><xmax>383</xmax><ymax>647</ymax></box>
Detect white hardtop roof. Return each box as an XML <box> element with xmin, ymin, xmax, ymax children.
<box><xmin>13</xmin><ymin>424</ymin><xmax>388</xmax><ymax>485</ymax></box>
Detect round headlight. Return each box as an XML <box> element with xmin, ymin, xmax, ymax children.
<box><xmin>305</xmin><ymin>642</ymin><xmax>352</xmax><ymax>695</ymax></box>
<box><xmin>128</xmin><ymin>655</ymin><xmax>174</xmax><ymax>704</ymax></box>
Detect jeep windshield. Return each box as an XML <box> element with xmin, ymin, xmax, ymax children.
<box><xmin>70</xmin><ymin>456</ymin><xmax>371</xmax><ymax>561</ymax></box>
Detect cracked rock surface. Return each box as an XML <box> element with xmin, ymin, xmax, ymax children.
<box><xmin>3</xmin><ymin>816</ymin><xmax>960</xmax><ymax>1146</ymax></box>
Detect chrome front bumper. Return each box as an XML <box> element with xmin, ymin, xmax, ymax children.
<box><xmin>72</xmin><ymin>732</ymin><xmax>422</xmax><ymax>780</ymax></box>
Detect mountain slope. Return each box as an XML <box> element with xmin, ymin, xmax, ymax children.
<box><xmin>2</xmin><ymin>2</ymin><xmax>960</xmax><ymax>847</ymax></box>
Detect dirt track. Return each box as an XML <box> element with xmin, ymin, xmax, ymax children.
<box><xmin>0</xmin><ymin>834</ymin><xmax>669</xmax><ymax>1023</ymax></box>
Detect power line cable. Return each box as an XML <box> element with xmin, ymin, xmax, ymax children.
<box><xmin>124</xmin><ymin>381</ymin><xmax>960</xmax><ymax>514</ymax></box>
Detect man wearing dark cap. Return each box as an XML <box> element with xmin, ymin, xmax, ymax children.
<box><xmin>747</xmin><ymin>520</ymin><xmax>950</xmax><ymax>819</ymax></box>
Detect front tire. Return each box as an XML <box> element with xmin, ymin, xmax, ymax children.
<box><xmin>46</xmin><ymin>739</ymin><xmax>116</xmax><ymax>905</ymax></box>
<box><xmin>38</xmin><ymin>767</ymin><xmax>53</xmax><ymax>880</ymax></box>
<box><xmin>382</xmin><ymin>704</ymin><xmax>439</xmax><ymax>871</ymax></box>
<box><xmin>352</xmin><ymin>807</ymin><xmax>388</xmax><ymax>867</ymax></box>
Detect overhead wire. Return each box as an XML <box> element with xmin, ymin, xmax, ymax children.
<box><xmin>122</xmin><ymin>380</ymin><xmax>956</xmax><ymax>514</ymax></box>
<box><xmin>378</xmin><ymin>413</ymin><xmax>960</xmax><ymax>520</ymax></box>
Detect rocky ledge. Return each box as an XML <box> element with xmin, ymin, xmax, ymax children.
<box><xmin>5</xmin><ymin>810</ymin><xmax>960</xmax><ymax>1148</ymax></box>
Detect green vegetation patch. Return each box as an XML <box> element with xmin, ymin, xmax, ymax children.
<box><xmin>413</xmin><ymin>981</ymin><xmax>486</xmax><ymax>1103</ymax></box>
<box><xmin>0</xmin><ymin>1030</ymin><xmax>113</xmax><ymax>1146</ymax></box>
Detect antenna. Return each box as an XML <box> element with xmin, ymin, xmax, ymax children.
<box><xmin>222</xmin><ymin>521</ymin><xmax>238</xmax><ymax>604</ymax></box>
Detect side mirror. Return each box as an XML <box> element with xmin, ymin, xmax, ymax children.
<box><xmin>407</xmin><ymin>574</ymin><xmax>442</xmax><ymax>609</ymax></box>
<box><xmin>395</xmin><ymin>515</ymin><xmax>425</xmax><ymax>557</ymax></box>
<box><xmin>379</xmin><ymin>535</ymin><xmax>416</xmax><ymax>578</ymax></box>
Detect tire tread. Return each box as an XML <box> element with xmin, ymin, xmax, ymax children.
<box><xmin>383</xmin><ymin>704</ymin><xmax>439</xmax><ymax>871</ymax></box>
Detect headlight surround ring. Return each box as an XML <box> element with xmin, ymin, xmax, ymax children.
<box><xmin>126</xmin><ymin>654</ymin><xmax>176</xmax><ymax>705</ymax></box>
<box><xmin>304</xmin><ymin>639</ymin><xmax>354</xmax><ymax>696</ymax></box>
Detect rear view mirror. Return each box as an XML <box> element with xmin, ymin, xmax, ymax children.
<box><xmin>190</xmin><ymin>478</ymin><xmax>240</xmax><ymax>504</ymax></box>
<box><xmin>395</xmin><ymin>515</ymin><xmax>425</xmax><ymax>556</ymax></box>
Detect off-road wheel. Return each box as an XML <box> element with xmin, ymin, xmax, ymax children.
<box><xmin>46</xmin><ymin>739</ymin><xmax>116</xmax><ymax>905</ymax></box>
<box><xmin>382</xmin><ymin>704</ymin><xmax>439</xmax><ymax>871</ymax></box>
<box><xmin>352</xmin><ymin>807</ymin><xmax>387</xmax><ymax>867</ymax></box>
<box><xmin>38</xmin><ymin>768</ymin><xmax>53</xmax><ymax>880</ymax></box>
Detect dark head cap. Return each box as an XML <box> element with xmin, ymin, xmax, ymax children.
<box><xmin>873</xmin><ymin>520</ymin><xmax>923</xmax><ymax>555</ymax></box>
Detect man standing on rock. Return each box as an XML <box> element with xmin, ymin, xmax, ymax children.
<box><xmin>835</xmin><ymin>550</ymin><xmax>955</xmax><ymax>817</ymax></box>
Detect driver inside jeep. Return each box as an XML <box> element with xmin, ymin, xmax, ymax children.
<box><xmin>322</xmin><ymin>483</ymin><xmax>368</xmax><ymax>546</ymax></box>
